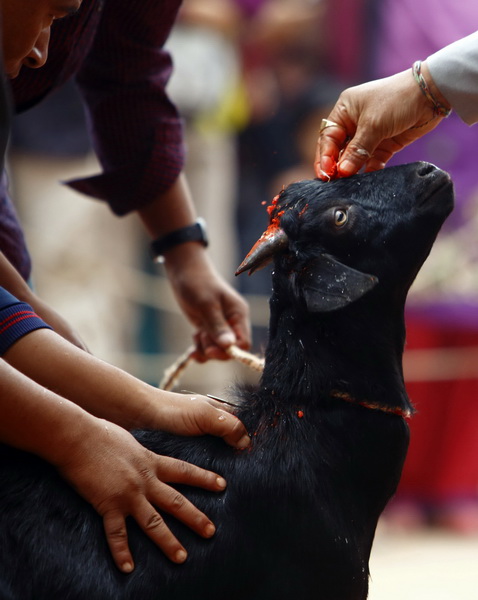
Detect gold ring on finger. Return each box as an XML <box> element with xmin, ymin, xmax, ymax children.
<box><xmin>319</xmin><ymin>118</ymin><xmax>341</xmax><ymax>133</ymax></box>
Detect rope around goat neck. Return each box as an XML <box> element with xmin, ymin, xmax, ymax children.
<box><xmin>159</xmin><ymin>345</ymin><xmax>265</xmax><ymax>391</ymax></box>
<box><xmin>159</xmin><ymin>346</ymin><xmax>410</xmax><ymax>419</ymax></box>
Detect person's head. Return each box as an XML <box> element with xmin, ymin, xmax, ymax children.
<box><xmin>0</xmin><ymin>0</ymin><xmax>81</xmax><ymax>78</ymax></box>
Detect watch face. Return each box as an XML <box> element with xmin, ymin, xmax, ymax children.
<box><xmin>196</xmin><ymin>218</ymin><xmax>208</xmax><ymax>246</ymax></box>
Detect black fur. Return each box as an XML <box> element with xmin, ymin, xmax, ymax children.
<box><xmin>0</xmin><ymin>162</ymin><xmax>453</xmax><ymax>599</ymax></box>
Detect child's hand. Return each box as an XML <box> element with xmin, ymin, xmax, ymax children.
<box><xmin>142</xmin><ymin>390</ymin><xmax>251</xmax><ymax>450</ymax></box>
<box><xmin>56</xmin><ymin>419</ymin><xmax>230</xmax><ymax>573</ymax></box>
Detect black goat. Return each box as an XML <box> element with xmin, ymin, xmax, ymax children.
<box><xmin>0</xmin><ymin>162</ymin><xmax>453</xmax><ymax>600</ymax></box>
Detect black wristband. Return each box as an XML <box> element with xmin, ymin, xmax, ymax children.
<box><xmin>150</xmin><ymin>218</ymin><xmax>208</xmax><ymax>262</ymax></box>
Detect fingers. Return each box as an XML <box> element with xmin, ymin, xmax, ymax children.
<box><xmin>152</xmin><ymin>390</ymin><xmax>250</xmax><ymax>448</ymax></box>
<box><xmin>316</xmin><ymin>121</ymin><xmax>402</xmax><ymax>178</ymax></box>
<box><xmin>314</xmin><ymin>112</ymin><xmax>384</xmax><ymax>178</ymax></box>
<box><xmin>103</xmin><ymin>510</ymin><xmax>136</xmax><ymax>572</ymax></box>
<box><xmin>191</xmin><ymin>402</ymin><xmax>250</xmax><ymax>449</ymax></box>
<box><xmin>144</xmin><ymin>459</ymin><xmax>225</xmax><ymax>552</ymax></box>
<box><xmin>61</xmin><ymin>421</ymin><xmax>233</xmax><ymax>575</ymax></box>
<box><xmin>192</xmin><ymin>330</ymin><xmax>229</xmax><ymax>362</ymax></box>
<box><xmin>315</xmin><ymin>107</ymin><xmax>390</xmax><ymax>178</ymax></box>
<box><xmin>228</xmin><ymin>304</ymin><xmax>252</xmax><ymax>350</ymax></box>
<box><xmin>102</xmin><ymin>481</ymin><xmax>217</xmax><ymax>571</ymax></box>
<box><xmin>102</xmin><ymin>456</ymin><xmax>228</xmax><ymax>572</ymax></box>
<box><xmin>103</xmin><ymin>503</ymin><xmax>190</xmax><ymax>572</ymax></box>
<box><xmin>213</xmin><ymin>412</ymin><xmax>250</xmax><ymax>449</ymax></box>
<box><xmin>320</xmin><ymin>114</ymin><xmax>380</xmax><ymax>178</ymax></box>
<box><xmin>315</xmin><ymin>120</ymin><xmax>349</xmax><ymax>179</ymax></box>
<box><xmin>208</xmin><ymin>297</ymin><xmax>237</xmax><ymax>344</ymax></box>
<box><xmin>136</xmin><ymin>484</ymin><xmax>215</xmax><ymax>554</ymax></box>
<box><xmin>193</xmin><ymin>293</ymin><xmax>251</xmax><ymax>361</ymax></box>
<box><xmin>213</xmin><ymin>298</ymin><xmax>251</xmax><ymax>353</ymax></box>
<box><xmin>194</xmin><ymin>330</ymin><xmax>234</xmax><ymax>362</ymax></box>
<box><xmin>156</xmin><ymin>454</ymin><xmax>227</xmax><ymax>490</ymax></box>
<box><xmin>166</xmin><ymin>251</ymin><xmax>251</xmax><ymax>359</ymax></box>
<box><xmin>337</xmin><ymin>136</ymin><xmax>378</xmax><ymax>177</ymax></box>
<box><xmin>314</xmin><ymin>79</ymin><xmax>401</xmax><ymax>179</ymax></box>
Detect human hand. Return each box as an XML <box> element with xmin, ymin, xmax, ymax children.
<box><xmin>142</xmin><ymin>390</ymin><xmax>250</xmax><ymax>448</ymax></box>
<box><xmin>57</xmin><ymin>419</ymin><xmax>230</xmax><ymax>573</ymax></box>
<box><xmin>164</xmin><ymin>245</ymin><xmax>251</xmax><ymax>361</ymax></box>
<box><xmin>314</xmin><ymin>65</ymin><xmax>449</xmax><ymax>179</ymax></box>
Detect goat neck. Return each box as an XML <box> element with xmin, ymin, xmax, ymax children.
<box><xmin>261</xmin><ymin>281</ymin><xmax>410</xmax><ymax>415</ymax></box>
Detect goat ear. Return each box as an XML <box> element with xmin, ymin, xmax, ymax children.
<box><xmin>299</xmin><ymin>254</ymin><xmax>378</xmax><ymax>312</ymax></box>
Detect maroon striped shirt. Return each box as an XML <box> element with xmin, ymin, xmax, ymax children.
<box><xmin>10</xmin><ymin>0</ymin><xmax>185</xmax><ymax>216</ymax></box>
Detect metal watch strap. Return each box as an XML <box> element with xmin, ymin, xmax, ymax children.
<box><xmin>150</xmin><ymin>218</ymin><xmax>208</xmax><ymax>262</ymax></box>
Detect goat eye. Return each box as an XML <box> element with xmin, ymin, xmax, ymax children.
<box><xmin>334</xmin><ymin>209</ymin><xmax>348</xmax><ymax>227</ymax></box>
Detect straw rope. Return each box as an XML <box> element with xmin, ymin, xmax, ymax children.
<box><xmin>160</xmin><ymin>345</ymin><xmax>265</xmax><ymax>391</ymax></box>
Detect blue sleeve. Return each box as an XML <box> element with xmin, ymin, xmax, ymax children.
<box><xmin>0</xmin><ymin>287</ymin><xmax>52</xmax><ymax>355</ymax></box>
<box><xmin>0</xmin><ymin>287</ymin><xmax>23</xmax><ymax>310</ymax></box>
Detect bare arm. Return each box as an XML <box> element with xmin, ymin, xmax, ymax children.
<box><xmin>137</xmin><ymin>174</ymin><xmax>251</xmax><ymax>360</ymax></box>
<box><xmin>2</xmin><ymin>326</ymin><xmax>250</xmax><ymax>445</ymax></box>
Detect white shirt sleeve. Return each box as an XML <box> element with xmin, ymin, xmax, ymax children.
<box><xmin>427</xmin><ymin>30</ymin><xmax>478</xmax><ymax>125</ymax></box>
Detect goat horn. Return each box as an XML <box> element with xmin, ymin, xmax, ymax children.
<box><xmin>235</xmin><ymin>224</ymin><xmax>289</xmax><ymax>276</ymax></box>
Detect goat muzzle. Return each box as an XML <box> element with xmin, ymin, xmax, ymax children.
<box><xmin>235</xmin><ymin>224</ymin><xmax>289</xmax><ymax>276</ymax></box>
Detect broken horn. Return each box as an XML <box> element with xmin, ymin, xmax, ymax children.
<box><xmin>235</xmin><ymin>224</ymin><xmax>289</xmax><ymax>276</ymax></box>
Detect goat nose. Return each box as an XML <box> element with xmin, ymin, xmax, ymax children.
<box><xmin>416</xmin><ymin>161</ymin><xmax>437</xmax><ymax>178</ymax></box>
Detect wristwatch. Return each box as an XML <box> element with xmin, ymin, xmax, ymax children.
<box><xmin>150</xmin><ymin>218</ymin><xmax>208</xmax><ymax>262</ymax></box>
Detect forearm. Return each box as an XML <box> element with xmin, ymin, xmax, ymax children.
<box><xmin>137</xmin><ymin>173</ymin><xmax>197</xmax><ymax>238</ymax></box>
<box><xmin>0</xmin><ymin>359</ymin><xmax>102</xmax><ymax>465</ymax></box>
<box><xmin>0</xmin><ymin>254</ymin><xmax>88</xmax><ymax>350</ymax></box>
<box><xmin>0</xmin><ymin>254</ymin><xmax>61</xmax><ymax>328</ymax></box>
<box><xmin>137</xmin><ymin>172</ymin><xmax>213</xmax><ymax>276</ymax></box>
<box><xmin>136</xmin><ymin>174</ymin><xmax>251</xmax><ymax>357</ymax></box>
<box><xmin>0</xmin><ymin>252</ymin><xmax>36</xmax><ymax>303</ymax></box>
<box><xmin>2</xmin><ymin>328</ymin><xmax>155</xmax><ymax>430</ymax></box>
